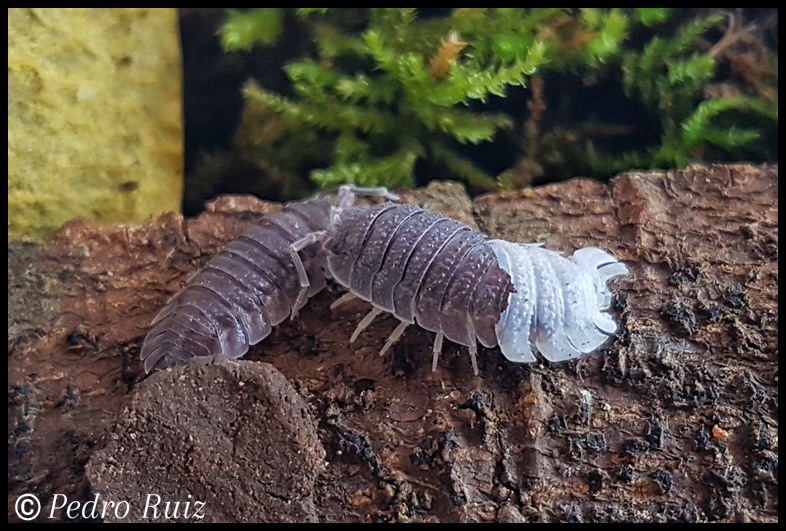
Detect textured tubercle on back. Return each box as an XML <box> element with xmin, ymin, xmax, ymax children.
<box><xmin>488</xmin><ymin>240</ymin><xmax>628</xmax><ymax>364</ymax></box>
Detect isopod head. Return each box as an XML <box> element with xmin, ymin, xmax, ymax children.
<box><xmin>487</xmin><ymin>240</ymin><xmax>627</xmax><ymax>364</ymax></box>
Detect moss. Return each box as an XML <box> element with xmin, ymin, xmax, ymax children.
<box><xmin>221</xmin><ymin>8</ymin><xmax>777</xmax><ymax>192</ymax></box>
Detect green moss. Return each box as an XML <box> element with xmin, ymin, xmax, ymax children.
<box><xmin>222</xmin><ymin>8</ymin><xmax>777</xmax><ymax>192</ymax></box>
<box><xmin>612</xmin><ymin>11</ymin><xmax>778</xmax><ymax>171</ymax></box>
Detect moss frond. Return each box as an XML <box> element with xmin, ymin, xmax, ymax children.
<box><xmin>224</xmin><ymin>8</ymin><xmax>776</xmax><ymax>193</ymax></box>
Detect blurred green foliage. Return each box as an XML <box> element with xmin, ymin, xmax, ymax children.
<box><xmin>220</xmin><ymin>8</ymin><xmax>777</xmax><ymax>192</ymax></box>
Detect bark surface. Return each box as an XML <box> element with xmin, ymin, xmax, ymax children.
<box><xmin>8</xmin><ymin>165</ymin><xmax>778</xmax><ymax>522</ymax></box>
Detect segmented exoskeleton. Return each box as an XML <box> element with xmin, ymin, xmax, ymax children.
<box><xmin>140</xmin><ymin>197</ymin><xmax>334</xmax><ymax>373</ymax></box>
<box><xmin>296</xmin><ymin>187</ymin><xmax>628</xmax><ymax>375</ymax></box>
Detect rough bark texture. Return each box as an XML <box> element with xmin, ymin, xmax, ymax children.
<box><xmin>8</xmin><ymin>164</ymin><xmax>778</xmax><ymax>523</ymax></box>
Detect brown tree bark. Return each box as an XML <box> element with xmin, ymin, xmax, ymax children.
<box><xmin>8</xmin><ymin>164</ymin><xmax>777</xmax><ymax>522</ymax></box>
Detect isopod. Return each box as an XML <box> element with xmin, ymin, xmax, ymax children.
<box><xmin>293</xmin><ymin>186</ymin><xmax>628</xmax><ymax>375</ymax></box>
<box><xmin>140</xmin><ymin>196</ymin><xmax>335</xmax><ymax>373</ymax></box>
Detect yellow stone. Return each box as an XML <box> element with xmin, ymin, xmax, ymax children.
<box><xmin>8</xmin><ymin>8</ymin><xmax>183</xmax><ymax>240</ymax></box>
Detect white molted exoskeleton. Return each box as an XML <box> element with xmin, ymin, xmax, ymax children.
<box><xmin>487</xmin><ymin>240</ymin><xmax>628</xmax><ymax>364</ymax></box>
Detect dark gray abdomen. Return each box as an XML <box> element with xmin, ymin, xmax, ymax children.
<box><xmin>325</xmin><ymin>203</ymin><xmax>513</xmax><ymax>348</ymax></box>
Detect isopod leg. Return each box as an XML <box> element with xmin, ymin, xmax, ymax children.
<box><xmin>468</xmin><ymin>343</ymin><xmax>479</xmax><ymax>376</ymax></box>
<box><xmin>289</xmin><ymin>231</ymin><xmax>325</xmax><ymax>318</ymax></box>
<box><xmin>431</xmin><ymin>332</ymin><xmax>444</xmax><ymax>372</ymax></box>
<box><xmin>467</xmin><ymin>320</ymin><xmax>479</xmax><ymax>376</ymax></box>
<box><xmin>330</xmin><ymin>291</ymin><xmax>357</xmax><ymax>310</ymax></box>
<box><xmin>350</xmin><ymin>306</ymin><xmax>383</xmax><ymax>343</ymax></box>
<box><xmin>337</xmin><ymin>184</ymin><xmax>399</xmax><ymax>203</ymax></box>
<box><xmin>332</xmin><ymin>184</ymin><xmax>400</xmax><ymax>224</ymax></box>
<box><xmin>380</xmin><ymin>321</ymin><xmax>408</xmax><ymax>356</ymax></box>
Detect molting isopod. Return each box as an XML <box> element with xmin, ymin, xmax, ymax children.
<box><xmin>312</xmin><ymin>187</ymin><xmax>628</xmax><ymax>374</ymax></box>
